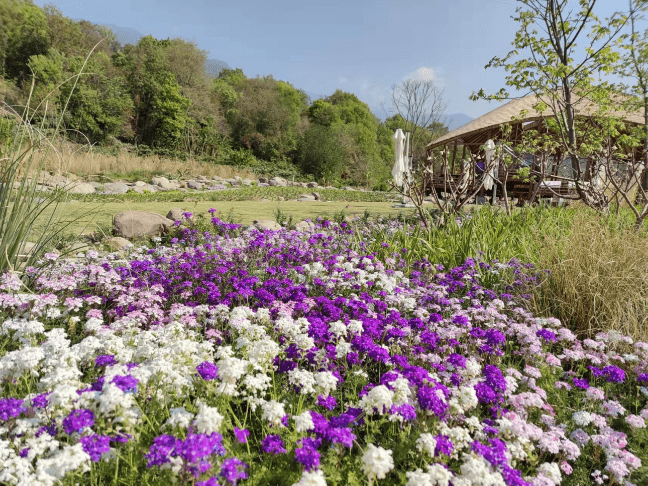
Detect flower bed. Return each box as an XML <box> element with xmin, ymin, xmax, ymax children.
<box><xmin>0</xmin><ymin>217</ymin><xmax>646</xmax><ymax>485</ymax></box>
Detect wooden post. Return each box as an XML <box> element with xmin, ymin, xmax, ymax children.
<box><xmin>450</xmin><ymin>141</ymin><xmax>458</xmax><ymax>175</ymax></box>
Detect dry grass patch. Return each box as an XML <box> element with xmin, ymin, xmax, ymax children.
<box><xmin>530</xmin><ymin>212</ymin><xmax>648</xmax><ymax>340</ymax></box>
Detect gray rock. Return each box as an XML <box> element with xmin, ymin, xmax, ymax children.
<box><xmin>307</xmin><ymin>182</ymin><xmax>319</xmax><ymax>188</ymax></box>
<box><xmin>89</xmin><ymin>182</ymin><xmax>103</xmax><ymax>189</ymax></box>
<box><xmin>134</xmin><ymin>180</ymin><xmax>147</xmax><ymax>187</ymax></box>
<box><xmin>43</xmin><ymin>174</ymin><xmax>72</xmax><ymax>188</ymax></box>
<box><xmin>113</xmin><ymin>211</ymin><xmax>174</xmax><ymax>239</ymax></box>
<box><xmin>212</xmin><ymin>175</ymin><xmax>224</xmax><ymax>182</ymax></box>
<box><xmin>131</xmin><ymin>184</ymin><xmax>159</xmax><ymax>194</ymax></box>
<box><xmin>103</xmin><ymin>182</ymin><xmax>130</xmax><ymax>194</ymax></box>
<box><xmin>312</xmin><ymin>192</ymin><xmax>322</xmax><ymax>201</ymax></box>
<box><xmin>197</xmin><ymin>175</ymin><xmax>208</xmax><ymax>181</ymax></box>
<box><xmin>269</xmin><ymin>177</ymin><xmax>288</xmax><ymax>187</ymax></box>
<box><xmin>253</xmin><ymin>219</ymin><xmax>282</xmax><ymax>231</ymax></box>
<box><xmin>298</xmin><ymin>194</ymin><xmax>316</xmax><ymax>201</ymax></box>
<box><xmin>166</xmin><ymin>208</ymin><xmax>185</xmax><ymax>222</ymax></box>
<box><xmin>242</xmin><ymin>179</ymin><xmax>253</xmax><ymax>186</ymax></box>
<box><xmin>294</xmin><ymin>220</ymin><xmax>315</xmax><ymax>232</ymax></box>
<box><xmin>151</xmin><ymin>176</ymin><xmax>170</xmax><ymax>187</ymax></box>
<box><xmin>258</xmin><ymin>177</ymin><xmax>268</xmax><ymax>184</ymax></box>
<box><xmin>343</xmin><ymin>186</ymin><xmax>355</xmax><ymax>191</ymax></box>
<box><xmin>187</xmin><ymin>180</ymin><xmax>203</xmax><ymax>190</ymax></box>
<box><xmin>258</xmin><ymin>183</ymin><xmax>269</xmax><ymax>187</ymax></box>
<box><xmin>105</xmin><ymin>236</ymin><xmax>131</xmax><ymax>250</ymax></box>
<box><xmin>226</xmin><ymin>178</ymin><xmax>239</xmax><ymax>186</ymax></box>
<box><xmin>69</xmin><ymin>182</ymin><xmax>96</xmax><ymax>194</ymax></box>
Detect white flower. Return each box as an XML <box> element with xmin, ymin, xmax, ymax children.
<box><xmin>361</xmin><ymin>444</ymin><xmax>394</xmax><ymax>480</ymax></box>
<box><xmin>292</xmin><ymin>468</ymin><xmax>327</xmax><ymax>486</ymax></box>
<box><xmin>406</xmin><ymin>469</ymin><xmax>433</xmax><ymax>486</ymax></box>
<box><xmin>314</xmin><ymin>371</ymin><xmax>338</xmax><ymax>396</ymax></box>
<box><xmin>193</xmin><ymin>402</ymin><xmax>224</xmax><ymax>434</ymax></box>
<box><xmin>288</xmin><ymin>369</ymin><xmax>316</xmax><ymax>395</ymax></box>
<box><xmin>295</xmin><ymin>333</ymin><xmax>315</xmax><ymax>351</ymax></box>
<box><xmin>537</xmin><ymin>462</ymin><xmax>561</xmax><ymax>483</ymax></box>
<box><xmin>35</xmin><ymin>443</ymin><xmax>90</xmax><ymax>481</ymax></box>
<box><xmin>426</xmin><ymin>464</ymin><xmax>454</xmax><ymax>486</ymax></box>
<box><xmin>294</xmin><ymin>411</ymin><xmax>315</xmax><ymax>433</ymax></box>
<box><xmin>360</xmin><ymin>385</ymin><xmax>394</xmax><ymax>415</ymax></box>
<box><xmin>347</xmin><ymin>320</ymin><xmax>364</xmax><ymax>335</ymax></box>
<box><xmin>261</xmin><ymin>400</ymin><xmax>286</xmax><ymax>427</ymax></box>
<box><xmin>573</xmin><ymin>411</ymin><xmax>593</xmax><ymax>427</ymax></box>
<box><xmin>416</xmin><ymin>433</ymin><xmax>438</xmax><ymax>456</ymax></box>
<box><xmin>165</xmin><ymin>407</ymin><xmax>195</xmax><ymax>430</ymax></box>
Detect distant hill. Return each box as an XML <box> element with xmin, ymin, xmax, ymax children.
<box><xmin>444</xmin><ymin>113</ymin><xmax>473</xmax><ymax>131</ymax></box>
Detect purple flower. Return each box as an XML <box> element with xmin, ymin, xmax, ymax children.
<box><xmin>0</xmin><ymin>398</ymin><xmax>25</xmax><ymax>421</ymax></box>
<box><xmin>638</xmin><ymin>373</ymin><xmax>648</xmax><ymax>383</ymax></box>
<box><xmin>62</xmin><ymin>409</ymin><xmax>94</xmax><ymax>434</ymax></box>
<box><xmin>572</xmin><ymin>378</ymin><xmax>590</xmax><ymax>389</ymax></box>
<box><xmin>261</xmin><ymin>434</ymin><xmax>286</xmax><ymax>455</ymax></box>
<box><xmin>19</xmin><ymin>448</ymin><xmax>29</xmax><ymax>458</ymax></box>
<box><xmin>317</xmin><ymin>395</ymin><xmax>337</xmax><ymax>411</ymax></box>
<box><xmin>196</xmin><ymin>477</ymin><xmax>220</xmax><ymax>486</ymax></box>
<box><xmin>220</xmin><ymin>457</ymin><xmax>248</xmax><ymax>485</ymax></box>
<box><xmin>234</xmin><ymin>427</ymin><xmax>249</xmax><ymax>443</ymax></box>
<box><xmin>417</xmin><ymin>384</ymin><xmax>449</xmax><ymax>418</ymax></box>
<box><xmin>146</xmin><ymin>435</ymin><xmax>178</xmax><ymax>467</ymax></box>
<box><xmin>325</xmin><ymin>427</ymin><xmax>356</xmax><ymax>448</ymax></box>
<box><xmin>197</xmin><ymin>362</ymin><xmax>219</xmax><ymax>381</ymax></box>
<box><xmin>95</xmin><ymin>354</ymin><xmax>118</xmax><ymax>368</ymax></box>
<box><xmin>435</xmin><ymin>435</ymin><xmax>454</xmax><ymax>457</ymax></box>
<box><xmin>80</xmin><ymin>434</ymin><xmax>111</xmax><ymax>461</ymax></box>
<box><xmin>295</xmin><ymin>442</ymin><xmax>321</xmax><ymax>471</ymax></box>
<box><xmin>112</xmin><ymin>375</ymin><xmax>139</xmax><ymax>393</ymax></box>
<box><xmin>175</xmin><ymin>433</ymin><xmax>226</xmax><ymax>463</ymax></box>
<box><xmin>536</xmin><ymin>328</ymin><xmax>557</xmax><ymax>342</ymax></box>
<box><xmin>602</xmin><ymin>365</ymin><xmax>626</xmax><ymax>384</ymax></box>
<box><xmin>31</xmin><ymin>393</ymin><xmax>50</xmax><ymax>409</ymax></box>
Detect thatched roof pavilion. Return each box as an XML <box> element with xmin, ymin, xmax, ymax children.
<box><xmin>423</xmin><ymin>92</ymin><xmax>644</xmax><ymax>202</ymax></box>
<box><xmin>427</xmin><ymin>92</ymin><xmax>643</xmax><ymax>152</ymax></box>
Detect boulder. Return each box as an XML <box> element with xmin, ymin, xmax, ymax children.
<box><xmin>69</xmin><ymin>182</ymin><xmax>96</xmax><ymax>195</ymax></box>
<box><xmin>312</xmin><ymin>192</ymin><xmax>322</xmax><ymax>201</ymax></box>
<box><xmin>226</xmin><ymin>178</ymin><xmax>239</xmax><ymax>186</ymax></box>
<box><xmin>297</xmin><ymin>194</ymin><xmax>316</xmax><ymax>201</ymax></box>
<box><xmin>166</xmin><ymin>207</ymin><xmax>185</xmax><ymax>222</ymax></box>
<box><xmin>258</xmin><ymin>177</ymin><xmax>268</xmax><ymax>184</ymax></box>
<box><xmin>134</xmin><ymin>180</ymin><xmax>147</xmax><ymax>187</ymax></box>
<box><xmin>294</xmin><ymin>220</ymin><xmax>315</xmax><ymax>232</ymax></box>
<box><xmin>242</xmin><ymin>179</ymin><xmax>253</xmax><ymax>186</ymax></box>
<box><xmin>105</xmin><ymin>236</ymin><xmax>131</xmax><ymax>250</ymax></box>
<box><xmin>42</xmin><ymin>174</ymin><xmax>72</xmax><ymax>188</ymax></box>
<box><xmin>269</xmin><ymin>177</ymin><xmax>288</xmax><ymax>187</ymax></box>
<box><xmin>151</xmin><ymin>176</ymin><xmax>170</xmax><ymax>187</ymax></box>
<box><xmin>212</xmin><ymin>175</ymin><xmax>224</xmax><ymax>182</ymax></box>
<box><xmin>187</xmin><ymin>180</ymin><xmax>203</xmax><ymax>190</ymax></box>
<box><xmin>307</xmin><ymin>182</ymin><xmax>319</xmax><ymax>188</ymax></box>
<box><xmin>131</xmin><ymin>184</ymin><xmax>158</xmax><ymax>194</ymax></box>
<box><xmin>113</xmin><ymin>211</ymin><xmax>174</xmax><ymax>239</ymax></box>
<box><xmin>197</xmin><ymin>175</ymin><xmax>208</xmax><ymax>181</ymax></box>
<box><xmin>103</xmin><ymin>182</ymin><xmax>130</xmax><ymax>194</ymax></box>
<box><xmin>343</xmin><ymin>186</ymin><xmax>355</xmax><ymax>191</ymax></box>
<box><xmin>253</xmin><ymin>219</ymin><xmax>282</xmax><ymax>231</ymax></box>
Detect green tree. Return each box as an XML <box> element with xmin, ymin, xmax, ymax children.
<box><xmin>471</xmin><ymin>0</ymin><xmax>629</xmax><ymax>209</ymax></box>
<box><xmin>0</xmin><ymin>0</ymin><xmax>49</xmax><ymax>81</ymax></box>
<box><xmin>296</xmin><ymin>124</ymin><xmax>347</xmax><ymax>181</ymax></box>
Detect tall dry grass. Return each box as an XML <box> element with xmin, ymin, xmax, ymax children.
<box><xmin>529</xmin><ymin>212</ymin><xmax>648</xmax><ymax>340</ymax></box>
<box><xmin>34</xmin><ymin>141</ymin><xmax>259</xmax><ymax>181</ymax></box>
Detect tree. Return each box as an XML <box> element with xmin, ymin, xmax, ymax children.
<box><xmin>0</xmin><ymin>0</ymin><xmax>49</xmax><ymax>81</ymax></box>
<box><xmin>296</xmin><ymin>124</ymin><xmax>347</xmax><ymax>181</ymax></box>
<box><xmin>471</xmin><ymin>0</ymin><xmax>629</xmax><ymax>210</ymax></box>
<box><xmin>387</xmin><ymin>79</ymin><xmax>447</xmax><ymax>167</ymax></box>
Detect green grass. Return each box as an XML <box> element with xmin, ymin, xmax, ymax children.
<box><xmin>75</xmin><ymin>186</ymin><xmax>393</xmax><ymax>204</ymax></box>
<box><xmin>33</xmin><ymin>200</ymin><xmax>416</xmax><ymax>237</ymax></box>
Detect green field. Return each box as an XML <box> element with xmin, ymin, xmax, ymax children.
<box><xmin>42</xmin><ymin>200</ymin><xmax>416</xmax><ymax>236</ymax></box>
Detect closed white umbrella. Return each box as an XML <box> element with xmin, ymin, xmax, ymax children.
<box><xmin>483</xmin><ymin>139</ymin><xmax>496</xmax><ymax>191</ymax></box>
<box><xmin>392</xmin><ymin>129</ymin><xmax>407</xmax><ymax>187</ymax></box>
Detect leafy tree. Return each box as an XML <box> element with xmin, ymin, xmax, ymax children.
<box><xmin>0</xmin><ymin>0</ymin><xmax>49</xmax><ymax>81</ymax></box>
<box><xmin>296</xmin><ymin>124</ymin><xmax>347</xmax><ymax>181</ymax></box>
<box><xmin>471</xmin><ymin>0</ymin><xmax>629</xmax><ymax>209</ymax></box>
<box><xmin>122</xmin><ymin>36</ymin><xmax>191</xmax><ymax>149</ymax></box>
<box><xmin>307</xmin><ymin>99</ymin><xmax>340</xmax><ymax>127</ymax></box>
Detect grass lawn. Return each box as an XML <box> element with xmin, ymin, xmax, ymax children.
<box><xmin>40</xmin><ymin>200</ymin><xmax>417</xmax><ymax>237</ymax></box>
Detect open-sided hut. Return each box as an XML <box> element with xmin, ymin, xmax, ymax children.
<box><xmin>424</xmin><ymin>93</ymin><xmax>644</xmax><ymax>203</ymax></box>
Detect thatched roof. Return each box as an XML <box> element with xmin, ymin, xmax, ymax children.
<box><xmin>427</xmin><ymin>92</ymin><xmax>644</xmax><ymax>149</ymax></box>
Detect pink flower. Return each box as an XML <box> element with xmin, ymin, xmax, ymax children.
<box><xmin>560</xmin><ymin>461</ymin><xmax>573</xmax><ymax>475</ymax></box>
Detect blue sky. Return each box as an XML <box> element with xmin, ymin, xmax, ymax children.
<box><xmin>34</xmin><ymin>0</ymin><xmax>631</xmax><ymax>120</ymax></box>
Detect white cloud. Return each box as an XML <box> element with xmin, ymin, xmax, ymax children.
<box><xmin>403</xmin><ymin>66</ymin><xmax>443</xmax><ymax>86</ymax></box>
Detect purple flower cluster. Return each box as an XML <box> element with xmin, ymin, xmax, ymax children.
<box><xmin>80</xmin><ymin>434</ymin><xmax>111</xmax><ymax>461</ymax></box>
<box><xmin>197</xmin><ymin>362</ymin><xmax>219</xmax><ymax>381</ymax></box>
<box><xmin>62</xmin><ymin>409</ymin><xmax>95</xmax><ymax>435</ymax></box>
<box><xmin>260</xmin><ymin>434</ymin><xmax>286</xmax><ymax>455</ymax></box>
<box><xmin>0</xmin><ymin>398</ymin><xmax>25</xmax><ymax>421</ymax></box>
